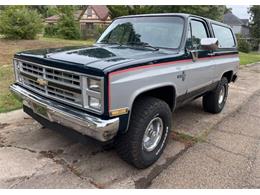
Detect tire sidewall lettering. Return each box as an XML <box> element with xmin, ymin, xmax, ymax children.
<box><xmin>156</xmin><ymin>126</ymin><xmax>168</xmax><ymax>156</ymax></box>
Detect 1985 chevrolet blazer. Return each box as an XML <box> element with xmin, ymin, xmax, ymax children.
<box><xmin>10</xmin><ymin>13</ymin><xmax>239</xmax><ymax>168</ymax></box>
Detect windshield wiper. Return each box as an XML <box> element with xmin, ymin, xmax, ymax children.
<box><xmin>98</xmin><ymin>40</ymin><xmax>122</xmax><ymax>45</ymax></box>
<box><xmin>126</xmin><ymin>42</ymin><xmax>159</xmax><ymax>51</ymax></box>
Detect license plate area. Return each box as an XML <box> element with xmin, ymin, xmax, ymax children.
<box><xmin>24</xmin><ymin>100</ymin><xmax>49</xmax><ymax>119</ymax></box>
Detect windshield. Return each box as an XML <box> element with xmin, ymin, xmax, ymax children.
<box><xmin>97</xmin><ymin>16</ymin><xmax>185</xmax><ymax>49</ymax></box>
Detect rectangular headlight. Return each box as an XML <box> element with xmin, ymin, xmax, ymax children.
<box><xmin>89</xmin><ymin>96</ymin><xmax>101</xmax><ymax>110</ymax></box>
<box><xmin>87</xmin><ymin>78</ymin><xmax>101</xmax><ymax>92</ymax></box>
<box><xmin>82</xmin><ymin>76</ymin><xmax>103</xmax><ymax>113</ymax></box>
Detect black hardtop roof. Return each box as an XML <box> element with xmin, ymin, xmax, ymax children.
<box><xmin>117</xmin><ymin>13</ymin><xmax>190</xmax><ymax>18</ymax></box>
<box><xmin>116</xmin><ymin>13</ymin><xmax>231</xmax><ymax>28</ymax></box>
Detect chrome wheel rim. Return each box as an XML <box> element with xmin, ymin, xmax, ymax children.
<box><xmin>218</xmin><ymin>86</ymin><xmax>225</xmax><ymax>104</ymax></box>
<box><xmin>142</xmin><ymin>117</ymin><xmax>164</xmax><ymax>152</ymax></box>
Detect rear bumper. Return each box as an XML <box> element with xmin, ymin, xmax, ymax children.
<box><xmin>10</xmin><ymin>84</ymin><xmax>119</xmax><ymax>142</ymax></box>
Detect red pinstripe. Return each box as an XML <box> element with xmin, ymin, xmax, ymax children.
<box><xmin>108</xmin><ymin>53</ymin><xmax>238</xmax><ymax>112</ymax></box>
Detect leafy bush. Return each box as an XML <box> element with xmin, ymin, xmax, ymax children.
<box><xmin>237</xmin><ymin>35</ymin><xmax>251</xmax><ymax>53</ymax></box>
<box><xmin>44</xmin><ymin>24</ymin><xmax>59</xmax><ymax>37</ymax></box>
<box><xmin>249</xmin><ymin>38</ymin><xmax>260</xmax><ymax>51</ymax></box>
<box><xmin>57</xmin><ymin>6</ymin><xmax>80</xmax><ymax>40</ymax></box>
<box><xmin>80</xmin><ymin>24</ymin><xmax>107</xmax><ymax>39</ymax></box>
<box><xmin>0</xmin><ymin>6</ymin><xmax>43</xmax><ymax>39</ymax></box>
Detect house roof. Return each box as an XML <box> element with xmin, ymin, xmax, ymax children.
<box><xmin>223</xmin><ymin>11</ymin><xmax>247</xmax><ymax>26</ymax></box>
<box><xmin>45</xmin><ymin>10</ymin><xmax>83</xmax><ymax>22</ymax></box>
<box><xmin>241</xmin><ymin>19</ymin><xmax>249</xmax><ymax>26</ymax></box>
<box><xmin>79</xmin><ymin>5</ymin><xmax>110</xmax><ymax>21</ymax></box>
<box><xmin>45</xmin><ymin>5</ymin><xmax>110</xmax><ymax>22</ymax></box>
<box><xmin>45</xmin><ymin>15</ymin><xmax>59</xmax><ymax>21</ymax></box>
<box><xmin>91</xmin><ymin>5</ymin><xmax>110</xmax><ymax>20</ymax></box>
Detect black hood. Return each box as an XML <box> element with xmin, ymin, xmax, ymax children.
<box><xmin>16</xmin><ymin>44</ymin><xmax>179</xmax><ymax>71</ymax></box>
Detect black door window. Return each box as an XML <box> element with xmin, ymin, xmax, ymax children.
<box><xmin>190</xmin><ymin>20</ymin><xmax>209</xmax><ymax>49</ymax></box>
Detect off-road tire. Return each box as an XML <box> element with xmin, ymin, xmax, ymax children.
<box><xmin>203</xmin><ymin>77</ymin><xmax>229</xmax><ymax>114</ymax></box>
<box><xmin>116</xmin><ymin>97</ymin><xmax>172</xmax><ymax>169</ymax></box>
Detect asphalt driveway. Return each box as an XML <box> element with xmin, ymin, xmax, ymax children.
<box><xmin>0</xmin><ymin>63</ymin><xmax>260</xmax><ymax>188</ymax></box>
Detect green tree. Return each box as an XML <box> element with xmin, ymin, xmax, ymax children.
<box><xmin>45</xmin><ymin>6</ymin><xmax>59</xmax><ymax>18</ymax></box>
<box><xmin>249</xmin><ymin>5</ymin><xmax>260</xmax><ymax>40</ymax></box>
<box><xmin>29</xmin><ymin>5</ymin><xmax>64</xmax><ymax>18</ymax></box>
<box><xmin>56</xmin><ymin>6</ymin><xmax>80</xmax><ymax>40</ymax></box>
<box><xmin>0</xmin><ymin>5</ymin><xmax>6</xmax><ymax>10</ymax></box>
<box><xmin>44</xmin><ymin>24</ymin><xmax>59</xmax><ymax>37</ymax></box>
<box><xmin>152</xmin><ymin>5</ymin><xmax>226</xmax><ymax>21</ymax></box>
<box><xmin>108</xmin><ymin>5</ymin><xmax>226</xmax><ymax>22</ymax></box>
<box><xmin>107</xmin><ymin>5</ymin><xmax>131</xmax><ymax>18</ymax></box>
<box><xmin>0</xmin><ymin>6</ymin><xmax>43</xmax><ymax>39</ymax></box>
<box><xmin>107</xmin><ymin>5</ymin><xmax>157</xmax><ymax>18</ymax></box>
<box><xmin>28</xmin><ymin>5</ymin><xmax>48</xmax><ymax>17</ymax></box>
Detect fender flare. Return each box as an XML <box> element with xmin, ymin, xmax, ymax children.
<box><xmin>120</xmin><ymin>83</ymin><xmax>177</xmax><ymax>133</ymax></box>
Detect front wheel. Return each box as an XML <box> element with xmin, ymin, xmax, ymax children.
<box><xmin>203</xmin><ymin>77</ymin><xmax>229</xmax><ymax>114</ymax></box>
<box><xmin>116</xmin><ymin>97</ymin><xmax>172</xmax><ymax>169</ymax></box>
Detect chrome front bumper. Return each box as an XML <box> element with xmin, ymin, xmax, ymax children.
<box><xmin>10</xmin><ymin>84</ymin><xmax>119</xmax><ymax>142</ymax></box>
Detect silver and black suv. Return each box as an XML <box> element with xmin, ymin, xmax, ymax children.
<box><xmin>10</xmin><ymin>13</ymin><xmax>239</xmax><ymax>168</ymax></box>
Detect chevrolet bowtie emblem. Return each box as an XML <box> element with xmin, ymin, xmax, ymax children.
<box><xmin>36</xmin><ymin>78</ymin><xmax>48</xmax><ymax>86</ymax></box>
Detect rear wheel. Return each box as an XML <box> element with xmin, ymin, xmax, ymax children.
<box><xmin>116</xmin><ymin>97</ymin><xmax>172</xmax><ymax>169</ymax></box>
<box><xmin>203</xmin><ymin>77</ymin><xmax>229</xmax><ymax>114</ymax></box>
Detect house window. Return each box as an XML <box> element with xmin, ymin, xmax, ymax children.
<box><xmin>87</xmin><ymin>8</ymin><xmax>92</xmax><ymax>17</ymax></box>
<box><xmin>86</xmin><ymin>23</ymin><xmax>94</xmax><ymax>29</ymax></box>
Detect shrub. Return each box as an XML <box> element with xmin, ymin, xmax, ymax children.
<box><xmin>249</xmin><ymin>38</ymin><xmax>260</xmax><ymax>51</ymax></box>
<box><xmin>237</xmin><ymin>38</ymin><xmax>251</xmax><ymax>53</ymax></box>
<box><xmin>80</xmin><ymin>24</ymin><xmax>107</xmax><ymax>40</ymax></box>
<box><xmin>44</xmin><ymin>24</ymin><xmax>59</xmax><ymax>37</ymax></box>
<box><xmin>57</xmin><ymin>6</ymin><xmax>80</xmax><ymax>40</ymax></box>
<box><xmin>236</xmin><ymin>34</ymin><xmax>251</xmax><ymax>53</ymax></box>
<box><xmin>0</xmin><ymin>6</ymin><xmax>43</xmax><ymax>39</ymax></box>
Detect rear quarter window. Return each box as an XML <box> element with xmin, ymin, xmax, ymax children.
<box><xmin>212</xmin><ymin>24</ymin><xmax>236</xmax><ymax>48</ymax></box>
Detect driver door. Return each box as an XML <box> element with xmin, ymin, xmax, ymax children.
<box><xmin>184</xmin><ymin>18</ymin><xmax>215</xmax><ymax>95</ymax></box>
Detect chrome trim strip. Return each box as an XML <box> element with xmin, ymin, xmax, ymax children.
<box><xmin>10</xmin><ymin>84</ymin><xmax>119</xmax><ymax>142</ymax></box>
<box><xmin>13</xmin><ymin>58</ymin><xmax>100</xmax><ymax>78</ymax></box>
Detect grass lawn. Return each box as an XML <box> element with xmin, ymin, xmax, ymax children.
<box><xmin>0</xmin><ymin>65</ymin><xmax>22</xmax><ymax>112</ymax></box>
<box><xmin>40</xmin><ymin>37</ymin><xmax>95</xmax><ymax>46</ymax></box>
<box><xmin>239</xmin><ymin>52</ymin><xmax>260</xmax><ymax>66</ymax></box>
<box><xmin>0</xmin><ymin>37</ymin><xmax>95</xmax><ymax>113</ymax></box>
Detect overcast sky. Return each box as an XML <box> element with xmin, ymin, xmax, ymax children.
<box><xmin>227</xmin><ymin>5</ymin><xmax>251</xmax><ymax>19</ymax></box>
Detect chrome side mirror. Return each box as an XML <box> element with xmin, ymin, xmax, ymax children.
<box><xmin>200</xmin><ymin>38</ymin><xmax>219</xmax><ymax>50</ymax></box>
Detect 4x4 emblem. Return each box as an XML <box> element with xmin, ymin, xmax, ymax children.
<box><xmin>36</xmin><ymin>78</ymin><xmax>48</xmax><ymax>86</ymax></box>
<box><xmin>177</xmin><ymin>71</ymin><xmax>186</xmax><ymax>81</ymax></box>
